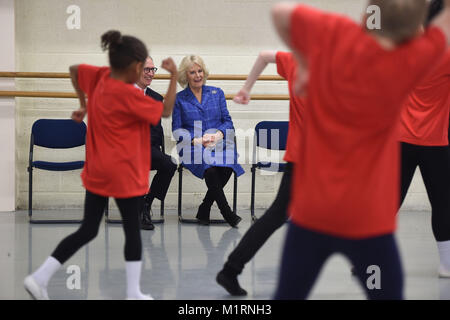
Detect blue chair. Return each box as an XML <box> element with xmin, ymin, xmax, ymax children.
<box><xmin>28</xmin><ymin>119</ymin><xmax>86</xmax><ymax>224</ymax></box>
<box><xmin>250</xmin><ymin>121</ymin><xmax>289</xmax><ymax>221</ymax></box>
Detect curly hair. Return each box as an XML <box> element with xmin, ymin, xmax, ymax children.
<box><xmin>177</xmin><ymin>55</ymin><xmax>210</xmax><ymax>88</ymax></box>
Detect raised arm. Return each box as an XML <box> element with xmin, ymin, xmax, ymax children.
<box><xmin>160</xmin><ymin>58</ymin><xmax>178</xmax><ymax>118</ymax></box>
<box><xmin>272</xmin><ymin>3</ymin><xmax>311</xmax><ymax>95</ymax></box>
<box><xmin>431</xmin><ymin>0</ymin><xmax>450</xmax><ymax>45</ymax></box>
<box><xmin>233</xmin><ymin>51</ymin><xmax>277</xmax><ymax>104</ymax></box>
<box><xmin>272</xmin><ymin>2</ymin><xmax>298</xmax><ymax>50</ymax></box>
<box><xmin>69</xmin><ymin>65</ymin><xmax>87</xmax><ymax>123</ymax></box>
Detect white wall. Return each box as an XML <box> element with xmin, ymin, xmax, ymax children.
<box><xmin>0</xmin><ymin>0</ymin><xmax>15</xmax><ymax>299</ymax></box>
<box><xmin>13</xmin><ymin>0</ymin><xmax>429</xmax><ymax>212</ymax></box>
<box><xmin>0</xmin><ymin>0</ymin><xmax>16</xmax><ymax>212</ymax></box>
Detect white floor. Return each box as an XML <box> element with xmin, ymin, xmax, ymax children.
<box><xmin>0</xmin><ymin>209</ymin><xmax>449</xmax><ymax>300</ymax></box>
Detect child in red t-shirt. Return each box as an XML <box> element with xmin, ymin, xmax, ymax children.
<box><xmin>398</xmin><ymin>0</ymin><xmax>450</xmax><ymax>278</ymax></box>
<box><xmin>217</xmin><ymin>51</ymin><xmax>306</xmax><ymax>296</ymax></box>
<box><xmin>24</xmin><ymin>30</ymin><xmax>178</xmax><ymax>300</ymax></box>
<box><xmin>271</xmin><ymin>0</ymin><xmax>450</xmax><ymax>299</ymax></box>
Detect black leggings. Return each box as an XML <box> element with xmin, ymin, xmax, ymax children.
<box><xmin>52</xmin><ymin>190</ymin><xmax>143</xmax><ymax>264</ymax></box>
<box><xmin>275</xmin><ymin>223</ymin><xmax>404</xmax><ymax>300</ymax></box>
<box><xmin>225</xmin><ymin>162</ymin><xmax>292</xmax><ymax>273</ymax></box>
<box><xmin>400</xmin><ymin>142</ymin><xmax>450</xmax><ymax>241</ymax></box>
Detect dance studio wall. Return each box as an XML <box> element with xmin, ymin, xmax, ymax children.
<box><xmin>13</xmin><ymin>0</ymin><xmax>430</xmax><ymax>212</ymax></box>
<box><xmin>0</xmin><ymin>0</ymin><xmax>15</xmax><ymax>297</ymax></box>
<box><xmin>0</xmin><ymin>0</ymin><xmax>15</xmax><ymax>212</ymax></box>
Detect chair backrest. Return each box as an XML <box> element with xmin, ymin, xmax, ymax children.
<box><xmin>31</xmin><ymin>119</ymin><xmax>87</xmax><ymax>148</ymax></box>
<box><xmin>254</xmin><ymin>121</ymin><xmax>289</xmax><ymax>151</ymax></box>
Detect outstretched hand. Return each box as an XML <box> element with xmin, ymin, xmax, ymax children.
<box><xmin>233</xmin><ymin>89</ymin><xmax>251</xmax><ymax>105</ymax></box>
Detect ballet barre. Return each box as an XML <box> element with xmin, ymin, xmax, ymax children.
<box><xmin>0</xmin><ymin>91</ymin><xmax>288</xmax><ymax>100</ymax></box>
<box><xmin>0</xmin><ymin>71</ymin><xmax>284</xmax><ymax>81</ymax></box>
<box><xmin>0</xmin><ymin>72</ymin><xmax>289</xmax><ymax>100</ymax></box>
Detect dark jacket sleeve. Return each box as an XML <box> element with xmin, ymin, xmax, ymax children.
<box><xmin>146</xmin><ymin>88</ymin><xmax>164</xmax><ymax>148</ymax></box>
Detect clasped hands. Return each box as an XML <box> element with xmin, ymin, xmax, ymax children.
<box><xmin>192</xmin><ymin>131</ymin><xmax>224</xmax><ymax>148</ymax></box>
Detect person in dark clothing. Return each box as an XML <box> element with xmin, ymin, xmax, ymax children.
<box><xmin>135</xmin><ymin>57</ymin><xmax>177</xmax><ymax>230</ymax></box>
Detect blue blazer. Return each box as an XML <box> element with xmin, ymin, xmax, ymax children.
<box><xmin>172</xmin><ymin>85</ymin><xmax>244</xmax><ymax>179</ymax></box>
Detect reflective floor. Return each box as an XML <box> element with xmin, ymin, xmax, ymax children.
<box><xmin>0</xmin><ymin>209</ymin><xmax>449</xmax><ymax>300</ymax></box>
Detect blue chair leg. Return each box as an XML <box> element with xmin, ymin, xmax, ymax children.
<box><xmin>177</xmin><ymin>165</ymin><xmax>186</xmax><ymax>222</ymax></box>
<box><xmin>152</xmin><ymin>199</ymin><xmax>165</xmax><ymax>224</ymax></box>
<box><xmin>233</xmin><ymin>171</ymin><xmax>237</xmax><ymax>215</ymax></box>
<box><xmin>105</xmin><ymin>198</ymin><xmax>122</xmax><ymax>224</ymax></box>
<box><xmin>178</xmin><ymin>164</ymin><xmax>202</xmax><ymax>223</ymax></box>
<box><xmin>28</xmin><ymin>167</ymin><xmax>83</xmax><ymax>224</ymax></box>
<box><xmin>250</xmin><ymin>165</ymin><xmax>257</xmax><ymax>222</ymax></box>
<box><xmin>28</xmin><ymin>165</ymin><xmax>32</xmax><ymax>221</ymax></box>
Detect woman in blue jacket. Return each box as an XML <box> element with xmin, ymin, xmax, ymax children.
<box><xmin>172</xmin><ymin>55</ymin><xmax>244</xmax><ymax>227</ymax></box>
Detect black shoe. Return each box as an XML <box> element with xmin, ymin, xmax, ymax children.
<box><xmin>141</xmin><ymin>221</ymin><xmax>155</xmax><ymax>230</ymax></box>
<box><xmin>220</xmin><ymin>205</ymin><xmax>242</xmax><ymax>228</ymax></box>
<box><xmin>196</xmin><ymin>202</ymin><xmax>211</xmax><ymax>225</ymax></box>
<box><xmin>229</xmin><ymin>215</ymin><xmax>242</xmax><ymax>228</ymax></box>
<box><xmin>216</xmin><ymin>270</ymin><xmax>247</xmax><ymax>296</ymax></box>
<box><xmin>223</xmin><ymin>213</ymin><xmax>242</xmax><ymax>228</ymax></box>
<box><xmin>141</xmin><ymin>219</ymin><xmax>155</xmax><ymax>230</ymax></box>
<box><xmin>197</xmin><ymin>218</ymin><xmax>210</xmax><ymax>226</ymax></box>
<box><xmin>141</xmin><ymin>204</ymin><xmax>155</xmax><ymax>231</ymax></box>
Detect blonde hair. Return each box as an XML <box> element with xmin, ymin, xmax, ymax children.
<box><xmin>367</xmin><ymin>0</ymin><xmax>428</xmax><ymax>44</ymax></box>
<box><xmin>177</xmin><ymin>55</ymin><xmax>210</xmax><ymax>88</ymax></box>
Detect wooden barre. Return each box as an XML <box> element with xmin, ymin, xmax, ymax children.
<box><xmin>0</xmin><ymin>91</ymin><xmax>290</xmax><ymax>100</ymax></box>
<box><xmin>0</xmin><ymin>72</ymin><xmax>284</xmax><ymax>81</ymax></box>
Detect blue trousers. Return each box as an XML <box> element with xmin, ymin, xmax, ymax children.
<box><xmin>274</xmin><ymin>222</ymin><xmax>404</xmax><ymax>300</ymax></box>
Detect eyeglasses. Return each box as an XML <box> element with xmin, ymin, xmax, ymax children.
<box><xmin>143</xmin><ymin>67</ymin><xmax>158</xmax><ymax>73</ymax></box>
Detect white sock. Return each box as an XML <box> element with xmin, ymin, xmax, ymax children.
<box><xmin>126</xmin><ymin>261</ymin><xmax>152</xmax><ymax>300</ymax></box>
<box><xmin>32</xmin><ymin>256</ymin><xmax>62</xmax><ymax>288</ymax></box>
<box><xmin>437</xmin><ymin>241</ymin><xmax>450</xmax><ymax>270</ymax></box>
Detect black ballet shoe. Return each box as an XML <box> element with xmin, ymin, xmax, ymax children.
<box><xmin>216</xmin><ymin>270</ymin><xmax>247</xmax><ymax>296</ymax></box>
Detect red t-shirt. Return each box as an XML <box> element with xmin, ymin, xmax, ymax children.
<box><xmin>399</xmin><ymin>51</ymin><xmax>450</xmax><ymax>146</ymax></box>
<box><xmin>276</xmin><ymin>51</ymin><xmax>306</xmax><ymax>163</ymax></box>
<box><xmin>77</xmin><ymin>64</ymin><xmax>163</xmax><ymax>198</ymax></box>
<box><xmin>288</xmin><ymin>5</ymin><xmax>446</xmax><ymax>238</ymax></box>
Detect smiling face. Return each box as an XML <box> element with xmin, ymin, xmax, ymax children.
<box><xmin>136</xmin><ymin>57</ymin><xmax>156</xmax><ymax>89</ymax></box>
<box><xmin>186</xmin><ymin>63</ymin><xmax>204</xmax><ymax>90</ymax></box>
